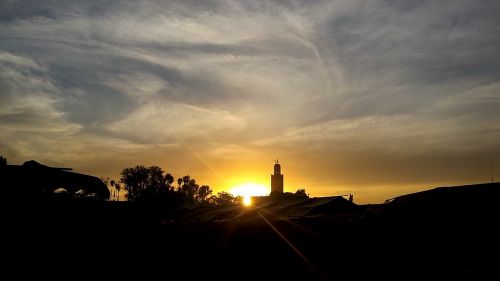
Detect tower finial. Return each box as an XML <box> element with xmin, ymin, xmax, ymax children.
<box><xmin>271</xmin><ymin>157</ymin><xmax>284</xmax><ymax>194</ymax></box>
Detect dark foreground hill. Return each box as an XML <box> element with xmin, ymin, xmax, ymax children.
<box><xmin>3</xmin><ymin>183</ymin><xmax>500</xmax><ymax>280</ymax></box>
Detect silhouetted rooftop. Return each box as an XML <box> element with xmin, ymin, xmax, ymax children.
<box><xmin>0</xmin><ymin>160</ymin><xmax>109</xmax><ymax>200</ymax></box>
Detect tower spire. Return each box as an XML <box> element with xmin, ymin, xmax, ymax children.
<box><xmin>271</xmin><ymin>159</ymin><xmax>283</xmax><ymax>194</ymax></box>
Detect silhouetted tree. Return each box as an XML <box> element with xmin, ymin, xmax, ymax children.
<box><xmin>197</xmin><ymin>185</ymin><xmax>213</xmax><ymax>203</ymax></box>
<box><xmin>109</xmin><ymin>180</ymin><xmax>116</xmax><ymax>200</ymax></box>
<box><xmin>115</xmin><ymin>183</ymin><xmax>122</xmax><ymax>201</ymax></box>
<box><xmin>210</xmin><ymin>192</ymin><xmax>242</xmax><ymax>206</ymax></box>
<box><xmin>294</xmin><ymin>189</ymin><xmax>309</xmax><ymax>199</ymax></box>
<box><xmin>120</xmin><ymin>165</ymin><xmax>149</xmax><ymax>201</ymax></box>
<box><xmin>119</xmin><ymin>165</ymin><xmax>213</xmax><ymax>206</ymax></box>
<box><xmin>147</xmin><ymin>166</ymin><xmax>168</xmax><ymax>195</ymax></box>
<box><xmin>0</xmin><ymin>156</ymin><xmax>6</xmax><ymax>166</ymax></box>
<box><xmin>272</xmin><ymin>188</ymin><xmax>310</xmax><ymax>200</ymax></box>
<box><xmin>178</xmin><ymin>176</ymin><xmax>199</xmax><ymax>203</ymax></box>
<box><xmin>165</xmin><ymin>173</ymin><xmax>174</xmax><ymax>191</ymax></box>
<box><xmin>108</xmin><ymin>179</ymin><xmax>122</xmax><ymax>201</ymax></box>
<box><xmin>177</xmin><ymin>178</ymin><xmax>182</xmax><ymax>190</ymax></box>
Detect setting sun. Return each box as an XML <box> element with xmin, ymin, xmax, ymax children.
<box><xmin>230</xmin><ymin>183</ymin><xmax>269</xmax><ymax>206</ymax></box>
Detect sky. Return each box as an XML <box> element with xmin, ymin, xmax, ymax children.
<box><xmin>1</xmin><ymin>0</ymin><xmax>500</xmax><ymax>203</ymax></box>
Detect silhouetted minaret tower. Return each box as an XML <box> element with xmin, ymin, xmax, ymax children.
<box><xmin>271</xmin><ymin>159</ymin><xmax>284</xmax><ymax>194</ymax></box>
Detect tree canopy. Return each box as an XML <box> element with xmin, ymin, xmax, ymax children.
<box><xmin>271</xmin><ymin>188</ymin><xmax>310</xmax><ymax>200</ymax></box>
<box><xmin>209</xmin><ymin>192</ymin><xmax>242</xmax><ymax>206</ymax></box>
<box><xmin>119</xmin><ymin>165</ymin><xmax>222</xmax><ymax>206</ymax></box>
<box><xmin>120</xmin><ymin>165</ymin><xmax>175</xmax><ymax>201</ymax></box>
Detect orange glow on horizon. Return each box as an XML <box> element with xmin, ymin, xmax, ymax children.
<box><xmin>230</xmin><ymin>183</ymin><xmax>268</xmax><ymax>205</ymax></box>
<box><xmin>243</xmin><ymin>196</ymin><xmax>251</xmax><ymax>206</ymax></box>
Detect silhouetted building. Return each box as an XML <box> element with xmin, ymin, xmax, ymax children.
<box><xmin>271</xmin><ymin>160</ymin><xmax>283</xmax><ymax>194</ymax></box>
<box><xmin>0</xmin><ymin>160</ymin><xmax>110</xmax><ymax>200</ymax></box>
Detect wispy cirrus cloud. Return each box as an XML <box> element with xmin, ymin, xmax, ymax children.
<box><xmin>1</xmin><ymin>0</ymin><xmax>500</xmax><ymax>202</ymax></box>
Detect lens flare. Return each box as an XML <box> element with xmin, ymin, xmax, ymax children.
<box><xmin>243</xmin><ymin>195</ymin><xmax>251</xmax><ymax>206</ymax></box>
<box><xmin>230</xmin><ymin>183</ymin><xmax>268</xmax><ymax>206</ymax></box>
